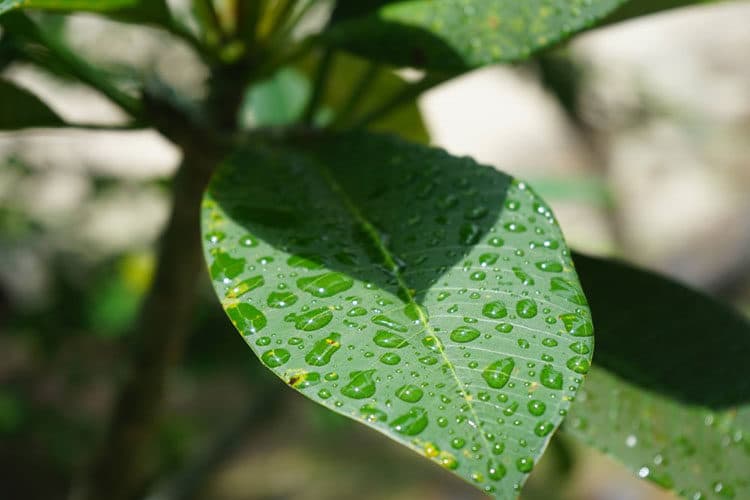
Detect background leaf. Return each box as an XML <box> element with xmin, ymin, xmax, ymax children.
<box><xmin>322</xmin><ymin>0</ymin><xmax>627</xmax><ymax>70</ymax></box>
<box><xmin>566</xmin><ymin>367</ymin><xmax>750</xmax><ymax>499</ymax></box>
<box><xmin>240</xmin><ymin>67</ymin><xmax>312</xmax><ymax>127</ymax></box>
<box><xmin>564</xmin><ymin>253</ymin><xmax>750</xmax><ymax>498</ymax></box>
<box><xmin>202</xmin><ymin>132</ymin><xmax>594</xmax><ymax>498</ymax></box>
<box><xmin>572</xmin><ymin>252</ymin><xmax>750</xmax><ymax>409</ymax></box>
<box><xmin>0</xmin><ymin>78</ymin><xmax>65</xmax><ymax>129</ymax></box>
<box><xmin>309</xmin><ymin>51</ymin><xmax>430</xmax><ymax>143</ymax></box>
<box><xmin>0</xmin><ymin>0</ymin><xmax>170</xmax><ymax>24</ymax></box>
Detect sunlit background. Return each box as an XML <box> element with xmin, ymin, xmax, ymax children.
<box><xmin>2</xmin><ymin>1</ymin><xmax>750</xmax><ymax>499</ymax></box>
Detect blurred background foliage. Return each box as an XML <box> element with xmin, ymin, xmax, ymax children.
<box><xmin>1</xmin><ymin>1</ymin><xmax>750</xmax><ymax>499</ymax></box>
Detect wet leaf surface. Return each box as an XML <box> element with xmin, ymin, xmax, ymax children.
<box><xmin>566</xmin><ymin>254</ymin><xmax>750</xmax><ymax>499</ymax></box>
<box><xmin>323</xmin><ymin>0</ymin><xmax>627</xmax><ymax>70</ymax></box>
<box><xmin>202</xmin><ymin>132</ymin><xmax>593</xmax><ymax>498</ymax></box>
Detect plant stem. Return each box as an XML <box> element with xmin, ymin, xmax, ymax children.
<box><xmin>269</xmin><ymin>0</ymin><xmax>315</xmax><ymax>46</ymax></box>
<box><xmin>268</xmin><ymin>0</ymin><xmax>297</xmax><ymax>40</ymax></box>
<box><xmin>302</xmin><ymin>48</ymin><xmax>334</xmax><ymax>125</ymax></box>
<box><xmin>193</xmin><ymin>0</ymin><xmax>224</xmax><ymax>46</ymax></box>
<box><xmin>73</xmin><ymin>148</ymin><xmax>217</xmax><ymax>500</ymax></box>
<box><xmin>330</xmin><ymin>62</ymin><xmax>381</xmax><ymax>129</ymax></box>
<box><xmin>350</xmin><ymin>74</ymin><xmax>445</xmax><ymax>129</ymax></box>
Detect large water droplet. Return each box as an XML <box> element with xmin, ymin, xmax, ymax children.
<box><xmin>482</xmin><ymin>301</ymin><xmax>508</xmax><ymax>319</ymax></box>
<box><xmin>513</xmin><ymin>267</ymin><xmax>534</xmax><ymax>286</ymax></box>
<box><xmin>225</xmin><ymin>275</ymin><xmax>264</xmax><ymax>298</ymax></box>
<box><xmin>560</xmin><ymin>313</ymin><xmax>593</xmax><ymax>337</ymax></box>
<box><xmin>516</xmin><ymin>299</ymin><xmax>538</xmax><ymax>319</ymax></box>
<box><xmin>372</xmin><ymin>315</ymin><xmax>408</xmax><ymax>332</ymax></box>
<box><xmin>479</xmin><ymin>253</ymin><xmax>499</xmax><ymax>266</ymax></box>
<box><xmin>297</xmin><ymin>272</ymin><xmax>353</xmax><ymax>297</ymax></box>
<box><xmin>360</xmin><ymin>404</ymin><xmax>387</xmax><ymax>422</ymax></box>
<box><xmin>210</xmin><ymin>250</ymin><xmax>245</xmax><ymax>281</ymax></box>
<box><xmin>516</xmin><ymin>457</ymin><xmax>534</xmax><ymax>473</ymax></box>
<box><xmin>347</xmin><ymin>306</ymin><xmax>367</xmax><ymax>316</ymax></box>
<box><xmin>534</xmin><ymin>421</ymin><xmax>554</xmax><ymax>437</ymax></box>
<box><xmin>482</xmin><ymin>358</ymin><xmax>515</xmax><ymax>389</ymax></box>
<box><xmin>535</xmin><ymin>261</ymin><xmax>563</xmax><ymax>273</ymax></box>
<box><xmin>422</xmin><ymin>335</ymin><xmax>444</xmax><ymax>353</ymax></box>
<box><xmin>390</xmin><ymin>407</ymin><xmax>428</xmax><ymax>435</ymax></box>
<box><xmin>540</xmin><ymin>365</ymin><xmax>563</xmax><ymax>390</ymax></box>
<box><xmin>341</xmin><ymin>370</ymin><xmax>377</xmax><ymax>399</ymax></box>
<box><xmin>550</xmin><ymin>277</ymin><xmax>588</xmax><ymax>305</ymax></box>
<box><xmin>288</xmin><ymin>307</ymin><xmax>333</xmax><ymax>331</ymax></box>
<box><xmin>396</xmin><ymin>384</ymin><xmax>424</xmax><ymax>403</ymax></box>
<box><xmin>487</xmin><ymin>460</ymin><xmax>506</xmax><ymax>481</ymax></box>
<box><xmin>451</xmin><ymin>326</ymin><xmax>481</xmax><ymax>343</ymax></box>
<box><xmin>267</xmin><ymin>290</ymin><xmax>298</xmax><ymax>308</ymax></box>
<box><xmin>566</xmin><ymin>356</ymin><xmax>590</xmax><ymax>374</ymax></box>
<box><xmin>373</xmin><ymin>330</ymin><xmax>409</xmax><ymax>348</ymax></box>
<box><xmin>289</xmin><ymin>371</ymin><xmax>321</xmax><ymax>389</ymax></box>
<box><xmin>226</xmin><ymin>303</ymin><xmax>267</xmax><ymax>334</ymax></box>
<box><xmin>380</xmin><ymin>352</ymin><xmax>401</xmax><ymax>365</ymax></box>
<box><xmin>261</xmin><ymin>348</ymin><xmax>290</xmax><ymax>368</ymax></box>
<box><xmin>527</xmin><ymin>400</ymin><xmax>546</xmax><ymax>416</ymax></box>
<box><xmin>305</xmin><ymin>332</ymin><xmax>341</xmax><ymax>366</ymax></box>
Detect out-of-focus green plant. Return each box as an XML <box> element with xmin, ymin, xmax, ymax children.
<box><xmin>1</xmin><ymin>1</ymin><xmax>746</xmax><ymax>499</ymax></box>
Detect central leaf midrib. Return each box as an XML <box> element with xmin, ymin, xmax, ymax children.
<box><xmin>306</xmin><ymin>152</ymin><xmax>494</xmax><ymax>461</ymax></box>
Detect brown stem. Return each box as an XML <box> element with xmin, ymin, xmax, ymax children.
<box><xmin>73</xmin><ymin>149</ymin><xmax>216</xmax><ymax>500</ymax></box>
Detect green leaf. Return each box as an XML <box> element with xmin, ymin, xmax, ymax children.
<box><xmin>322</xmin><ymin>0</ymin><xmax>628</xmax><ymax>70</ymax></box>
<box><xmin>572</xmin><ymin>252</ymin><xmax>750</xmax><ymax>409</ymax></box>
<box><xmin>241</xmin><ymin>67</ymin><xmax>312</xmax><ymax>127</ymax></box>
<box><xmin>312</xmin><ymin>51</ymin><xmax>430</xmax><ymax>143</ymax></box>
<box><xmin>0</xmin><ymin>0</ymin><xmax>170</xmax><ymax>24</ymax></box>
<box><xmin>202</xmin><ymin>132</ymin><xmax>593</xmax><ymax>498</ymax></box>
<box><xmin>567</xmin><ymin>368</ymin><xmax>750</xmax><ymax>498</ymax></box>
<box><xmin>564</xmin><ymin>253</ymin><xmax>750</xmax><ymax>498</ymax></box>
<box><xmin>0</xmin><ymin>78</ymin><xmax>65</xmax><ymax>129</ymax></box>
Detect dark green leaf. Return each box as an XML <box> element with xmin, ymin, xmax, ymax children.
<box><xmin>0</xmin><ymin>78</ymin><xmax>65</xmax><ymax>129</ymax></box>
<box><xmin>0</xmin><ymin>0</ymin><xmax>170</xmax><ymax>24</ymax></box>
<box><xmin>313</xmin><ymin>52</ymin><xmax>429</xmax><ymax>143</ymax></box>
<box><xmin>202</xmin><ymin>132</ymin><xmax>593</xmax><ymax>498</ymax></box>
<box><xmin>322</xmin><ymin>0</ymin><xmax>628</xmax><ymax>70</ymax></box>
<box><xmin>566</xmin><ymin>368</ymin><xmax>750</xmax><ymax>499</ymax></box>
<box><xmin>329</xmin><ymin>0</ymin><xmax>394</xmax><ymax>23</ymax></box>
<box><xmin>573</xmin><ymin>252</ymin><xmax>750</xmax><ymax>409</ymax></box>
<box><xmin>564</xmin><ymin>253</ymin><xmax>750</xmax><ymax>498</ymax></box>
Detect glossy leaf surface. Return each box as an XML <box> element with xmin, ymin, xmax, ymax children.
<box><xmin>0</xmin><ymin>78</ymin><xmax>64</xmax><ymax>129</ymax></box>
<box><xmin>202</xmin><ymin>132</ymin><xmax>593</xmax><ymax>498</ymax></box>
<box><xmin>323</xmin><ymin>0</ymin><xmax>627</xmax><ymax>70</ymax></box>
<box><xmin>565</xmin><ymin>253</ymin><xmax>750</xmax><ymax>498</ymax></box>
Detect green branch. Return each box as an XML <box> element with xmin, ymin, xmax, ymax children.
<box><xmin>302</xmin><ymin>48</ymin><xmax>334</xmax><ymax>125</ymax></box>
<box><xmin>74</xmin><ymin>146</ymin><xmax>220</xmax><ymax>500</ymax></box>
<box><xmin>350</xmin><ymin>74</ymin><xmax>446</xmax><ymax>129</ymax></box>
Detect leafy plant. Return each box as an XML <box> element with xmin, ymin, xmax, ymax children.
<box><xmin>1</xmin><ymin>1</ymin><xmax>746</xmax><ymax>500</ymax></box>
